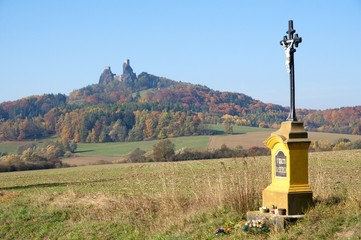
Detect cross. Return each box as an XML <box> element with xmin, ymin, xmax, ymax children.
<box><xmin>280</xmin><ymin>20</ymin><xmax>302</xmax><ymax>121</ymax></box>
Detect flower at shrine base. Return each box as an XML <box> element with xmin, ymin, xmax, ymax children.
<box><xmin>213</xmin><ymin>228</ymin><xmax>226</xmax><ymax>235</ymax></box>
<box><xmin>241</xmin><ymin>217</ymin><xmax>270</xmax><ymax>234</ymax></box>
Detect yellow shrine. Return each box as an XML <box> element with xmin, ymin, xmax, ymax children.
<box><xmin>262</xmin><ymin>121</ymin><xmax>313</xmax><ymax>215</ymax></box>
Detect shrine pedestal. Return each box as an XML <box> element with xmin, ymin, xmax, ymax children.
<box><xmin>262</xmin><ymin>121</ymin><xmax>313</xmax><ymax>215</ymax></box>
<box><xmin>262</xmin><ymin>188</ymin><xmax>312</xmax><ymax>215</ymax></box>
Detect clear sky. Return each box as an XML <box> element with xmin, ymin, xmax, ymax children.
<box><xmin>0</xmin><ymin>1</ymin><xmax>360</xmax><ymax>110</ymax></box>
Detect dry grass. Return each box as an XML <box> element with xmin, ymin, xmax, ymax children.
<box><xmin>62</xmin><ymin>155</ymin><xmax>122</xmax><ymax>166</ymax></box>
<box><xmin>208</xmin><ymin>132</ymin><xmax>271</xmax><ymax>149</ymax></box>
<box><xmin>31</xmin><ymin>157</ymin><xmax>269</xmax><ymax>235</ymax></box>
<box><xmin>269</xmin><ymin>150</ymin><xmax>361</xmax><ymax>240</ymax></box>
<box><xmin>309</xmin><ymin>150</ymin><xmax>361</xmax><ymax>198</ymax></box>
<box><xmin>207</xmin><ymin>131</ymin><xmax>361</xmax><ymax>149</ymax></box>
<box><xmin>0</xmin><ymin>150</ymin><xmax>360</xmax><ymax>239</ymax></box>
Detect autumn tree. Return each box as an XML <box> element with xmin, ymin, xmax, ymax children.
<box><xmin>109</xmin><ymin>120</ymin><xmax>127</xmax><ymax>142</ymax></box>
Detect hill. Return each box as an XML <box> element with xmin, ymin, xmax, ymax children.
<box><xmin>0</xmin><ymin>59</ymin><xmax>360</xmax><ymax>145</ymax></box>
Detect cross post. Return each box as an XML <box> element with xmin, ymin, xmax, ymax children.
<box><xmin>280</xmin><ymin>20</ymin><xmax>302</xmax><ymax>121</ymax></box>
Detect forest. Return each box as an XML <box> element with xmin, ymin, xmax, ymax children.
<box><xmin>0</xmin><ymin>70</ymin><xmax>360</xmax><ymax>143</ymax></box>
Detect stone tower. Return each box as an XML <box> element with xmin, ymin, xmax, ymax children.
<box><xmin>121</xmin><ymin>59</ymin><xmax>137</xmax><ymax>88</ymax></box>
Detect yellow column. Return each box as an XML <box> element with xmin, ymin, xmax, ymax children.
<box><xmin>262</xmin><ymin>121</ymin><xmax>313</xmax><ymax>215</ymax></box>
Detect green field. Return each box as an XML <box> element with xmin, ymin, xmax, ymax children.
<box><xmin>0</xmin><ymin>135</ymin><xmax>210</xmax><ymax>156</ymax></box>
<box><xmin>75</xmin><ymin>128</ymin><xmax>361</xmax><ymax>157</ymax></box>
<box><xmin>0</xmin><ymin>150</ymin><xmax>360</xmax><ymax>239</ymax></box>
<box><xmin>1</xmin><ymin>125</ymin><xmax>361</xmax><ymax>159</ymax></box>
<box><xmin>76</xmin><ymin>135</ymin><xmax>210</xmax><ymax>157</ymax></box>
<box><xmin>0</xmin><ymin>141</ymin><xmax>32</xmax><ymax>154</ymax></box>
<box><xmin>0</xmin><ymin>137</ymin><xmax>60</xmax><ymax>155</ymax></box>
<box><xmin>0</xmin><ymin>125</ymin><xmax>269</xmax><ymax>156</ymax></box>
<box><xmin>75</xmin><ymin>125</ymin><xmax>273</xmax><ymax>157</ymax></box>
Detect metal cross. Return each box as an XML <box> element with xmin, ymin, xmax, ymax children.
<box><xmin>280</xmin><ymin>20</ymin><xmax>302</xmax><ymax>121</ymax></box>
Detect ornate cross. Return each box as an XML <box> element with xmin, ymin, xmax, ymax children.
<box><xmin>280</xmin><ymin>20</ymin><xmax>302</xmax><ymax>121</ymax></box>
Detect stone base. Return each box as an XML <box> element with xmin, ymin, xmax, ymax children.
<box><xmin>247</xmin><ymin>211</ymin><xmax>305</xmax><ymax>230</ymax></box>
<box><xmin>263</xmin><ymin>188</ymin><xmax>313</xmax><ymax>215</ymax></box>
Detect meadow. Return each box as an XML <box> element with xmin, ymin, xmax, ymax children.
<box><xmin>76</xmin><ymin>135</ymin><xmax>210</xmax><ymax>157</ymax></box>
<box><xmin>0</xmin><ymin>125</ymin><xmax>256</xmax><ymax>156</ymax></box>
<box><xmin>0</xmin><ymin>150</ymin><xmax>360</xmax><ymax>239</ymax></box>
<box><xmin>2</xmin><ymin>125</ymin><xmax>361</xmax><ymax>159</ymax></box>
<box><xmin>71</xmin><ymin>128</ymin><xmax>361</xmax><ymax>158</ymax></box>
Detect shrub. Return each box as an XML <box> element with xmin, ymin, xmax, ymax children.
<box><xmin>248</xmin><ymin>146</ymin><xmax>270</xmax><ymax>156</ymax></box>
<box><xmin>17</xmin><ymin>143</ymin><xmax>36</xmax><ymax>155</ymax></box>
<box><xmin>127</xmin><ymin>148</ymin><xmax>147</xmax><ymax>163</ymax></box>
<box><xmin>152</xmin><ymin>139</ymin><xmax>175</xmax><ymax>162</ymax></box>
<box><xmin>351</xmin><ymin>139</ymin><xmax>361</xmax><ymax>149</ymax></box>
<box><xmin>173</xmin><ymin>145</ymin><xmax>264</xmax><ymax>162</ymax></box>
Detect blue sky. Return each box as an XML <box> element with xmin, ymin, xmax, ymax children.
<box><xmin>0</xmin><ymin>0</ymin><xmax>360</xmax><ymax>110</ymax></box>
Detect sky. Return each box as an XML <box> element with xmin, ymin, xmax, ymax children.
<box><xmin>0</xmin><ymin>1</ymin><xmax>360</xmax><ymax>110</ymax></box>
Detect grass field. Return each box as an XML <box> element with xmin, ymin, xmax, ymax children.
<box><xmin>74</xmin><ymin>125</ymin><xmax>271</xmax><ymax>157</ymax></box>
<box><xmin>75</xmin><ymin>128</ymin><xmax>361</xmax><ymax>157</ymax></box>
<box><xmin>0</xmin><ymin>141</ymin><xmax>32</xmax><ymax>154</ymax></box>
<box><xmin>0</xmin><ymin>136</ymin><xmax>60</xmax><ymax>155</ymax></box>
<box><xmin>0</xmin><ymin>125</ymin><xmax>267</xmax><ymax>156</ymax></box>
<box><xmin>208</xmin><ymin>130</ymin><xmax>361</xmax><ymax>149</ymax></box>
<box><xmin>1</xmin><ymin>126</ymin><xmax>361</xmax><ymax>159</ymax></box>
<box><xmin>76</xmin><ymin>135</ymin><xmax>210</xmax><ymax>157</ymax></box>
<box><xmin>0</xmin><ymin>150</ymin><xmax>360</xmax><ymax>239</ymax></box>
<box><xmin>205</xmin><ymin>124</ymin><xmax>274</xmax><ymax>134</ymax></box>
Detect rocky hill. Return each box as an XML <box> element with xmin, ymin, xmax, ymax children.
<box><xmin>0</xmin><ymin>59</ymin><xmax>360</xmax><ymax>142</ymax></box>
<box><xmin>98</xmin><ymin>66</ymin><xmax>115</xmax><ymax>85</ymax></box>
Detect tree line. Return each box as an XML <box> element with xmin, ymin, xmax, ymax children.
<box><xmin>126</xmin><ymin>139</ymin><xmax>270</xmax><ymax>163</ymax></box>
<box><xmin>309</xmin><ymin>137</ymin><xmax>361</xmax><ymax>152</ymax></box>
<box><xmin>1</xmin><ymin>77</ymin><xmax>361</xmax><ymax>144</ymax></box>
<box><xmin>128</xmin><ymin>137</ymin><xmax>361</xmax><ymax>164</ymax></box>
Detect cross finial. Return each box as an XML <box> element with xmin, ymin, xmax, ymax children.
<box><xmin>287</xmin><ymin>20</ymin><xmax>295</xmax><ymax>39</ymax></box>
<box><xmin>281</xmin><ymin>20</ymin><xmax>302</xmax><ymax>53</ymax></box>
